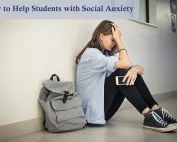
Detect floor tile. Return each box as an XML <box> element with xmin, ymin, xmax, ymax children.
<box><xmin>145</xmin><ymin>132</ymin><xmax>177</xmax><ymax>142</ymax></box>
<box><xmin>1</xmin><ymin>96</ymin><xmax>177</xmax><ymax>142</ymax></box>
<box><xmin>0</xmin><ymin>127</ymin><xmax>8</xmax><ymax>141</ymax></box>
<box><xmin>43</xmin><ymin>132</ymin><xmax>145</xmax><ymax>142</ymax></box>
<box><xmin>111</xmin><ymin>107</ymin><xmax>143</xmax><ymax>122</ymax></box>
<box><xmin>75</xmin><ymin>119</ymin><xmax>159</xmax><ymax>140</ymax></box>
<box><xmin>1</xmin><ymin>131</ymin><xmax>59</xmax><ymax>142</ymax></box>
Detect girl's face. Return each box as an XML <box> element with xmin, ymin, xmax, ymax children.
<box><xmin>100</xmin><ymin>34</ymin><xmax>116</xmax><ymax>51</ymax></box>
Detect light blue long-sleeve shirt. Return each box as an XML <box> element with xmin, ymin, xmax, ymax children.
<box><xmin>76</xmin><ymin>48</ymin><xmax>119</xmax><ymax>124</ymax></box>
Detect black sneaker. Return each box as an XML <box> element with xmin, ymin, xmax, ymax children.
<box><xmin>143</xmin><ymin>110</ymin><xmax>176</xmax><ymax>132</ymax></box>
<box><xmin>154</xmin><ymin>107</ymin><xmax>177</xmax><ymax>126</ymax></box>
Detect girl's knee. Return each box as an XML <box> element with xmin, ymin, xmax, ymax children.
<box><xmin>114</xmin><ymin>69</ymin><xmax>128</xmax><ymax>76</ymax></box>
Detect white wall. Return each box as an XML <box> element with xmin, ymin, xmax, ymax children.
<box><xmin>0</xmin><ymin>0</ymin><xmax>177</xmax><ymax>126</ymax></box>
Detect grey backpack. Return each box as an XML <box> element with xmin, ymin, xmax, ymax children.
<box><xmin>39</xmin><ymin>74</ymin><xmax>87</xmax><ymax>133</ymax></box>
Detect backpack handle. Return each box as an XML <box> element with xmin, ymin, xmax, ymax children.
<box><xmin>50</xmin><ymin>74</ymin><xmax>60</xmax><ymax>81</ymax></box>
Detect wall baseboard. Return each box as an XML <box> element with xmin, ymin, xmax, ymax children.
<box><xmin>0</xmin><ymin>117</ymin><xmax>44</xmax><ymax>142</ymax></box>
<box><xmin>0</xmin><ymin>90</ymin><xmax>177</xmax><ymax>142</ymax></box>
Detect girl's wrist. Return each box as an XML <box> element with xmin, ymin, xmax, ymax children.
<box><xmin>133</xmin><ymin>66</ymin><xmax>139</xmax><ymax>74</ymax></box>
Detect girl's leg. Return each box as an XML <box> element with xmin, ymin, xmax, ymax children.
<box><xmin>104</xmin><ymin>69</ymin><xmax>149</xmax><ymax>121</ymax></box>
<box><xmin>104</xmin><ymin>69</ymin><xmax>176</xmax><ymax>132</ymax></box>
<box><xmin>104</xmin><ymin>89</ymin><xmax>125</xmax><ymax>121</ymax></box>
<box><xmin>133</xmin><ymin>72</ymin><xmax>177</xmax><ymax>126</ymax></box>
<box><xmin>134</xmin><ymin>74</ymin><xmax>158</xmax><ymax>109</ymax></box>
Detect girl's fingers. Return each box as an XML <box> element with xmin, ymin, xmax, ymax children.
<box><xmin>131</xmin><ymin>78</ymin><xmax>135</xmax><ymax>85</ymax></box>
<box><xmin>112</xmin><ymin>27</ymin><xmax>115</xmax><ymax>32</ymax></box>
<box><xmin>112</xmin><ymin>23</ymin><xmax>120</xmax><ymax>30</ymax></box>
<box><xmin>127</xmin><ymin>76</ymin><xmax>131</xmax><ymax>86</ymax></box>
<box><xmin>111</xmin><ymin>23</ymin><xmax>116</xmax><ymax>28</ymax></box>
<box><xmin>131</xmin><ymin>75</ymin><xmax>137</xmax><ymax>85</ymax></box>
<box><xmin>123</xmin><ymin>74</ymin><xmax>128</xmax><ymax>82</ymax></box>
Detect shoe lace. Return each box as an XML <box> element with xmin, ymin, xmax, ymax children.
<box><xmin>161</xmin><ymin>108</ymin><xmax>177</xmax><ymax>121</ymax></box>
<box><xmin>150</xmin><ymin>111</ymin><xmax>168</xmax><ymax>126</ymax></box>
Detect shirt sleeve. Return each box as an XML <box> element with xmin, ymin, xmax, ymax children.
<box><xmin>90</xmin><ymin>50</ymin><xmax>118</xmax><ymax>73</ymax></box>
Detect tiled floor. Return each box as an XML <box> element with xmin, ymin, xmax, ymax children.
<box><xmin>2</xmin><ymin>96</ymin><xmax>177</xmax><ymax>142</ymax></box>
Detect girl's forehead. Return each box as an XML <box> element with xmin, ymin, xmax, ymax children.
<box><xmin>108</xmin><ymin>34</ymin><xmax>113</xmax><ymax>38</ymax></box>
<box><xmin>106</xmin><ymin>34</ymin><xmax>113</xmax><ymax>37</ymax></box>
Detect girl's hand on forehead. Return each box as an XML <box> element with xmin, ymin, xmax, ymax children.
<box><xmin>111</xmin><ymin>23</ymin><xmax>121</xmax><ymax>40</ymax></box>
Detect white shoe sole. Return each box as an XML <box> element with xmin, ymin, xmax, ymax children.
<box><xmin>171</xmin><ymin>123</ymin><xmax>177</xmax><ymax>129</ymax></box>
<box><xmin>143</xmin><ymin>124</ymin><xmax>177</xmax><ymax>132</ymax></box>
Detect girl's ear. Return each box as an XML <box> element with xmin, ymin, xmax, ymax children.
<box><xmin>99</xmin><ymin>33</ymin><xmax>104</xmax><ymax>41</ymax></box>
